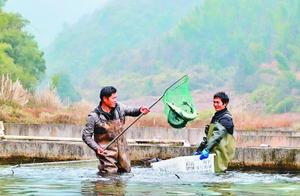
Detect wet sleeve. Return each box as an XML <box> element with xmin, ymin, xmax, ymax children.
<box><xmin>219</xmin><ymin>117</ymin><xmax>234</xmax><ymax>134</ymax></box>
<box><xmin>82</xmin><ymin>114</ymin><xmax>99</xmax><ymax>151</ymax></box>
<box><xmin>206</xmin><ymin>123</ymin><xmax>227</xmax><ymax>151</ymax></box>
<box><xmin>120</xmin><ymin>103</ymin><xmax>141</xmax><ymax>117</ymax></box>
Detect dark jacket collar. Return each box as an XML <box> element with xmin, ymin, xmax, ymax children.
<box><xmin>94</xmin><ymin>104</ymin><xmax>116</xmax><ymax>120</ymax></box>
<box><xmin>211</xmin><ymin>108</ymin><xmax>229</xmax><ymax>123</ymax></box>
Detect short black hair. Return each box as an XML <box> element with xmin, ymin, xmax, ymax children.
<box><xmin>100</xmin><ymin>86</ymin><xmax>117</xmax><ymax>100</ymax></box>
<box><xmin>213</xmin><ymin>91</ymin><xmax>229</xmax><ymax>105</ymax></box>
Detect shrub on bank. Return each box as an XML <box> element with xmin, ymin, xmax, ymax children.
<box><xmin>0</xmin><ymin>75</ymin><xmax>30</xmax><ymax>106</ymax></box>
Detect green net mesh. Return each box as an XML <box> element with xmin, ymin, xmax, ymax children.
<box><xmin>162</xmin><ymin>75</ymin><xmax>197</xmax><ymax>128</ymax></box>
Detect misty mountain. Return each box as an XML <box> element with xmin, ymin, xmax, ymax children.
<box><xmin>46</xmin><ymin>0</ymin><xmax>199</xmax><ymax>76</ymax></box>
<box><xmin>45</xmin><ymin>0</ymin><xmax>199</xmax><ymax>99</ymax></box>
<box><xmin>46</xmin><ymin>0</ymin><xmax>300</xmax><ymax>113</ymax></box>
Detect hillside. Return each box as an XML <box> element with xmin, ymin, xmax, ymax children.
<box><xmin>45</xmin><ymin>0</ymin><xmax>300</xmax><ymax>113</ymax></box>
<box><xmin>45</xmin><ymin>0</ymin><xmax>199</xmax><ymax>99</ymax></box>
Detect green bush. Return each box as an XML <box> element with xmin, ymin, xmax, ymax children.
<box><xmin>51</xmin><ymin>73</ymin><xmax>81</xmax><ymax>102</ymax></box>
<box><xmin>271</xmin><ymin>96</ymin><xmax>294</xmax><ymax>113</ymax></box>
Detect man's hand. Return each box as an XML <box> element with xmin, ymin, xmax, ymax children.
<box><xmin>96</xmin><ymin>145</ymin><xmax>105</xmax><ymax>156</ymax></box>
<box><xmin>199</xmin><ymin>149</ymin><xmax>210</xmax><ymax>160</ymax></box>
<box><xmin>140</xmin><ymin>106</ymin><xmax>150</xmax><ymax>114</ymax></box>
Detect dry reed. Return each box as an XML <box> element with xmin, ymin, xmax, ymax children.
<box><xmin>30</xmin><ymin>88</ymin><xmax>63</xmax><ymax>110</ymax></box>
<box><xmin>0</xmin><ymin>74</ymin><xmax>299</xmax><ymax>128</ymax></box>
<box><xmin>234</xmin><ymin>111</ymin><xmax>300</xmax><ymax>130</ymax></box>
<box><xmin>0</xmin><ymin>75</ymin><xmax>30</xmax><ymax>106</ymax></box>
<box><xmin>126</xmin><ymin>110</ymin><xmax>300</xmax><ymax>130</ymax></box>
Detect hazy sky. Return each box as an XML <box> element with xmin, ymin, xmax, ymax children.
<box><xmin>4</xmin><ymin>0</ymin><xmax>108</xmax><ymax>49</ymax></box>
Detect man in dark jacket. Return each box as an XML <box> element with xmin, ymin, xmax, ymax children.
<box><xmin>82</xmin><ymin>86</ymin><xmax>150</xmax><ymax>174</ymax></box>
<box><xmin>194</xmin><ymin>92</ymin><xmax>235</xmax><ymax>172</ymax></box>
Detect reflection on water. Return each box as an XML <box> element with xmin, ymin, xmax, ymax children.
<box><xmin>0</xmin><ymin>161</ymin><xmax>300</xmax><ymax>195</ymax></box>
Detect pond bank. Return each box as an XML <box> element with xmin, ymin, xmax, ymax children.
<box><xmin>3</xmin><ymin>123</ymin><xmax>300</xmax><ymax>147</ymax></box>
<box><xmin>0</xmin><ymin>139</ymin><xmax>299</xmax><ymax>171</ymax></box>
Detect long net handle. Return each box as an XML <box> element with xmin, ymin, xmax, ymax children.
<box><xmin>103</xmin><ymin>74</ymin><xmax>188</xmax><ymax>150</ymax></box>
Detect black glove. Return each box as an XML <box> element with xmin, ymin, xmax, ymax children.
<box><xmin>205</xmin><ymin>124</ymin><xmax>209</xmax><ymax>135</ymax></box>
<box><xmin>195</xmin><ymin>137</ymin><xmax>207</xmax><ymax>153</ymax></box>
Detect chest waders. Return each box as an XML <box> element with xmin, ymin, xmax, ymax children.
<box><xmin>94</xmin><ymin>119</ymin><xmax>131</xmax><ymax>174</ymax></box>
<box><xmin>207</xmin><ymin>123</ymin><xmax>236</xmax><ymax>172</ymax></box>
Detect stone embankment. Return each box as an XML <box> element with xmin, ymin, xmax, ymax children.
<box><xmin>1</xmin><ymin>123</ymin><xmax>299</xmax><ymax>170</ymax></box>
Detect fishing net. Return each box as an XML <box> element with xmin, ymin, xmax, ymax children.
<box><xmin>162</xmin><ymin>75</ymin><xmax>197</xmax><ymax>128</ymax></box>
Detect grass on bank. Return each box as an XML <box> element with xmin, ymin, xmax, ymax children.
<box><xmin>1</xmin><ymin>75</ymin><xmax>300</xmax><ymax>130</ymax></box>
<box><xmin>0</xmin><ymin>75</ymin><xmax>91</xmax><ymax>125</ymax></box>
<box><xmin>126</xmin><ymin>110</ymin><xmax>300</xmax><ymax>130</ymax></box>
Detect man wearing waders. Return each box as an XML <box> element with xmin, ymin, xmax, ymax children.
<box><xmin>82</xmin><ymin>86</ymin><xmax>150</xmax><ymax>174</ymax></box>
<box><xmin>194</xmin><ymin>92</ymin><xmax>236</xmax><ymax>172</ymax></box>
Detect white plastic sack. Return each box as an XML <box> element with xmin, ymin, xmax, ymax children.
<box><xmin>151</xmin><ymin>155</ymin><xmax>215</xmax><ymax>173</ymax></box>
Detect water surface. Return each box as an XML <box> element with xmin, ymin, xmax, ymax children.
<box><xmin>0</xmin><ymin>161</ymin><xmax>299</xmax><ymax>195</ymax></box>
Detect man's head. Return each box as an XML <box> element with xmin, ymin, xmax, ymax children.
<box><xmin>100</xmin><ymin>86</ymin><xmax>117</xmax><ymax>108</ymax></box>
<box><xmin>213</xmin><ymin>92</ymin><xmax>229</xmax><ymax>112</ymax></box>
